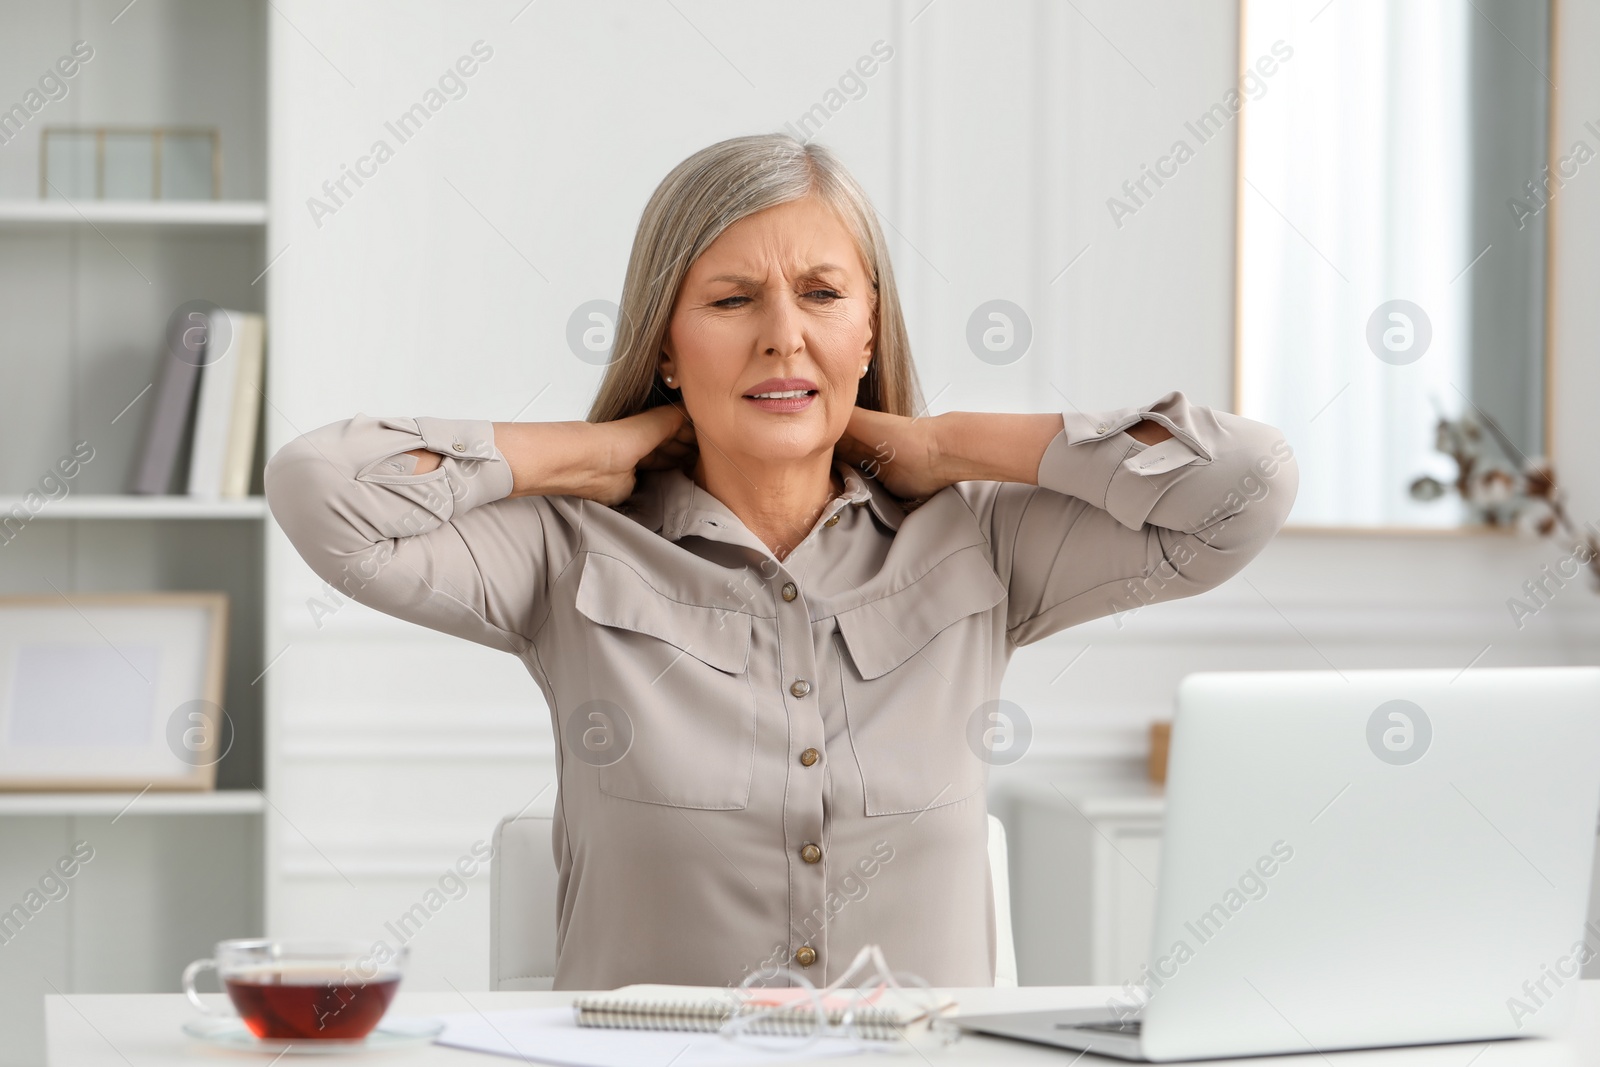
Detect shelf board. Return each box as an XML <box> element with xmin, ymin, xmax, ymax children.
<box><xmin>0</xmin><ymin>495</ymin><xmax>267</xmax><ymax>519</ymax></box>
<box><xmin>0</xmin><ymin>790</ymin><xmax>265</xmax><ymax>816</ymax></box>
<box><xmin>0</xmin><ymin>199</ymin><xmax>268</xmax><ymax>228</ymax></box>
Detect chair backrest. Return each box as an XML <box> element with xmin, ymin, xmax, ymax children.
<box><xmin>986</xmin><ymin>812</ymin><xmax>1019</xmax><ymax>987</ymax></box>
<box><xmin>488</xmin><ymin>808</ymin><xmax>559</xmax><ymax>991</ymax></box>
<box><xmin>489</xmin><ymin>810</ymin><xmax>1018</xmax><ymax>989</ymax></box>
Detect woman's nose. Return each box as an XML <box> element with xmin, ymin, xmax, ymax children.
<box><xmin>756</xmin><ymin>293</ymin><xmax>805</xmax><ymax>357</ymax></box>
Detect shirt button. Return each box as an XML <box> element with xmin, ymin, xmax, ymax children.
<box><xmin>789</xmin><ymin>679</ymin><xmax>812</xmax><ymax>698</ymax></box>
<box><xmin>795</xmin><ymin>946</ymin><xmax>817</xmax><ymax>967</ymax></box>
<box><xmin>800</xmin><ymin>843</ymin><xmax>822</xmax><ymax>864</ymax></box>
<box><xmin>799</xmin><ymin>748</ymin><xmax>819</xmax><ymax>767</ymax></box>
<box><xmin>823</xmin><ymin>513</ymin><xmax>840</xmax><ymax>527</ymax></box>
<box><xmin>1095</xmin><ymin>424</ymin><xmax>1108</xmax><ymax>434</ymax></box>
<box><xmin>781</xmin><ymin>582</ymin><xmax>797</xmax><ymax>602</ymax></box>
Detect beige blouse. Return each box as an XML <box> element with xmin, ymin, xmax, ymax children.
<box><xmin>264</xmin><ymin>389</ymin><xmax>1297</xmax><ymax>990</ymax></box>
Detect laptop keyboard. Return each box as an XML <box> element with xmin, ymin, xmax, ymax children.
<box><xmin>1072</xmin><ymin>1018</ymin><xmax>1143</xmax><ymax>1035</ymax></box>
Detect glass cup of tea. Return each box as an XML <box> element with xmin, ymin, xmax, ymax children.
<box><xmin>182</xmin><ymin>938</ymin><xmax>407</xmax><ymax>1041</ymax></box>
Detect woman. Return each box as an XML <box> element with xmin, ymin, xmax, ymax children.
<box><xmin>265</xmin><ymin>133</ymin><xmax>1298</xmax><ymax>991</ymax></box>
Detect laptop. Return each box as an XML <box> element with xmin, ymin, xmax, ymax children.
<box><xmin>957</xmin><ymin>666</ymin><xmax>1600</xmax><ymax>1061</ymax></box>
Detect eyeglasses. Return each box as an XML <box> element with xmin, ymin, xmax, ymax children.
<box><xmin>718</xmin><ymin>943</ymin><xmax>962</xmax><ymax>1053</ymax></box>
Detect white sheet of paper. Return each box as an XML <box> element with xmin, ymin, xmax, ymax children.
<box><xmin>431</xmin><ymin>1006</ymin><xmax>874</xmax><ymax>1066</ymax></box>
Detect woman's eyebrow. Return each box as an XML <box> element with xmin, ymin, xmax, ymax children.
<box><xmin>705</xmin><ymin>264</ymin><xmax>848</xmax><ymax>285</ymax></box>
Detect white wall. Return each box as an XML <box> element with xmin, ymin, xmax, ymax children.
<box><xmin>265</xmin><ymin>0</ymin><xmax>1600</xmax><ymax>990</ymax></box>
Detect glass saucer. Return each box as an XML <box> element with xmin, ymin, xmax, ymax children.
<box><xmin>181</xmin><ymin>1015</ymin><xmax>445</xmax><ymax>1054</ymax></box>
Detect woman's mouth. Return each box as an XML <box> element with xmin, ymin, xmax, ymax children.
<box><xmin>745</xmin><ymin>391</ymin><xmax>815</xmax><ymax>412</ymax></box>
<box><xmin>743</xmin><ymin>385</ymin><xmax>818</xmax><ymax>412</ymax></box>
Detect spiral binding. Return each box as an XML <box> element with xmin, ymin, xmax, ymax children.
<box><xmin>571</xmin><ymin>995</ymin><xmax>905</xmax><ymax>1041</ymax></box>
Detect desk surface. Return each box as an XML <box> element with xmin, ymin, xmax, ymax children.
<box><xmin>46</xmin><ymin>984</ymin><xmax>1599</xmax><ymax>1065</ymax></box>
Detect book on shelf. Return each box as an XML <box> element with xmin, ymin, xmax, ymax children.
<box><xmin>130</xmin><ymin>334</ymin><xmax>203</xmax><ymax>494</ymax></box>
<box><xmin>132</xmin><ymin>306</ymin><xmax>265</xmax><ymax>499</ymax></box>
<box><xmin>218</xmin><ymin>312</ymin><xmax>265</xmax><ymax>498</ymax></box>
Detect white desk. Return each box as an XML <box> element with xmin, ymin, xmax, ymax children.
<box><xmin>46</xmin><ymin>985</ymin><xmax>1599</xmax><ymax>1065</ymax></box>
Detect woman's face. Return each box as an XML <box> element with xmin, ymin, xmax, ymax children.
<box><xmin>660</xmin><ymin>195</ymin><xmax>876</xmax><ymax>469</ymax></box>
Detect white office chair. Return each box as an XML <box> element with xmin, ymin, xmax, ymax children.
<box><xmin>489</xmin><ymin>806</ymin><xmax>1018</xmax><ymax>990</ymax></box>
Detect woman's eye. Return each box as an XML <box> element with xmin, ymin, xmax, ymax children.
<box><xmin>711</xmin><ymin>291</ymin><xmax>838</xmax><ymax>307</ymax></box>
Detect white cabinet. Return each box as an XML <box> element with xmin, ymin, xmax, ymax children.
<box><xmin>1005</xmin><ymin>781</ymin><xmax>1166</xmax><ymax>988</ymax></box>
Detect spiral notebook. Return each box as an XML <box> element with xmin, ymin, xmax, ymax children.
<box><xmin>573</xmin><ymin>983</ymin><xmax>936</xmax><ymax>1041</ymax></box>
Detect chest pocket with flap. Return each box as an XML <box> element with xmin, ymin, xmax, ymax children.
<box><xmin>571</xmin><ymin>552</ymin><xmax>757</xmax><ymax>810</ymax></box>
<box><xmin>833</xmin><ymin>545</ymin><xmax>1009</xmax><ymax>816</ymax></box>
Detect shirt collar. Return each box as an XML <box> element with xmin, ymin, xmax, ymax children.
<box><xmin>622</xmin><ymin>455</ymin><xmax>906</xmax><ymax>543</ymax></box>
<box><xmin>837</xmin><ymin>459</ymin><xmax>906</xmax><ymax>533</ymax></box>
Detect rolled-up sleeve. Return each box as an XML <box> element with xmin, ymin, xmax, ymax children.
<box><xmin>264</xmin><ymin>414</ymin><xmax>552</xmax><ymax>653</ymax></box>
<box><xmin>969</xmin><ymin>390</ymin><xmax>1299</xmax><ymax>646</ymax></box>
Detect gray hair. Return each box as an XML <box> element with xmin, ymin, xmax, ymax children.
<box><xmin>586</xmin><ymin>132</ymin><xmax>924</xmax><ymax>423</ymax></box>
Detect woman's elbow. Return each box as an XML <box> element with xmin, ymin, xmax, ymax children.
<box><xmin>263</xmin><ymin>433</ymin><xmax>333</xmax><ymax>531</ymax></box>
<box><xmin>1168</xmin><ymin>433</ymin><xmax>1298</xmax><ymax>586</ymax></box>
<box><xmin>264</xmin><ymin>431</ymin><xmax>312</xmax><ymax>488</ymax></box>
<box><xmin>261</xmin><ymin>428</ymin><xmax>381</xmax><ymax>586</ymax></box>
<box><xmin>1211</xmin><ymin>434</ymin><xmax>1298</xmax><ymax>555</ymax></box>
<box><xmin>1235</xmin><ymin>430</ymin><xmax>1298</xmax><ymax>534</ymax></box>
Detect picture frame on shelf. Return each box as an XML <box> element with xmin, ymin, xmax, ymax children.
<box><xmin>0</xmin><ymin>592</ymin><xmax>230</xmax><ymax>791</ymax></box>
<box><xmin>40</xmin><ymin>126</ymin><xmax>221</xmax><ymax>201</ymax></box>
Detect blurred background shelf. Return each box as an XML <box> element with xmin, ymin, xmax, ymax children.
<box><xmin>0</xmin><ymin>4</ymin><xmax>271</xmax><ymax>1062</ymax></box>
<box><xmin>0</xmin><ymin>495</ymin><xmax>267</xmax><ymax>519</ymax></box>
<box><xmin>0</xmin><ymin>790</ymin><xmax>265</xmax><ymax>816</ymax></box>
<box><xmin>0</xmin><ymin>199</ymin><xmax>267</xmax><ymax>228</ymax></box>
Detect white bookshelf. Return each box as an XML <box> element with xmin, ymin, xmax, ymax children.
<box><xmin>0</xmin><ymin>495</ymin><xmax>268</xmax><ymax>519</ymax></box>
<box><xmin>0</xmin><ymin>199</ymin><xmax>268</xmax><ymax>227</ymax></box>
<box><xmin>0</xmin><ymin>3</ymin><xmax>271</xmax><ymax>1064</ymax></box>
<box><xmin>0</xmin><ymin>791</ymin><xmax>266</xmax><ymax>817</ymax></box>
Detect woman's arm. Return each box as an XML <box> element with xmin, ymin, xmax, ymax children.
<box><xmin>839</xmin><ymin>392</ymin><xmax>1297</xmax><ymax>644</ymax></box>
<box><xmin>837</xmin><ymin>410</ymin><xmax>1175</xmax><ymax>495</ymax></box>
<box><xmin>403</xmin><ymin>408</ymin><xmax>693</xmax><ymax>502</ymax></box>
<box><xmin>930</xmin><ymin>411</ymin><xmax>1175</xmax><ymax>485</ymax></box>
<box><xmin>265</xmin><ymin>407</ymin><xmax>690</xmax><ymax>652</ymax></box>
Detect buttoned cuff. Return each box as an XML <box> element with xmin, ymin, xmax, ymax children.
<box><xmin>358</xmin><ymin>416</ymin><xmax>513</xmax><ymax>518</ymax></box>
<box><xmin>1035</xmin><ymin>391</ymin><xmax>1211</xmax><ymax>531</ymax></box>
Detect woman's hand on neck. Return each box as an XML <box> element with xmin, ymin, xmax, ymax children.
<box><xmin>690</xmin><ymin>446</ymin><xmax>843</xmax><ymax>562</ymax></box>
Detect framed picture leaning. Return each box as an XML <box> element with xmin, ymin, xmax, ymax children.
<box><xmin>0</xmin><ymin>592</ymin><xmax>230</xmax><ymax>791</ymax></box>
